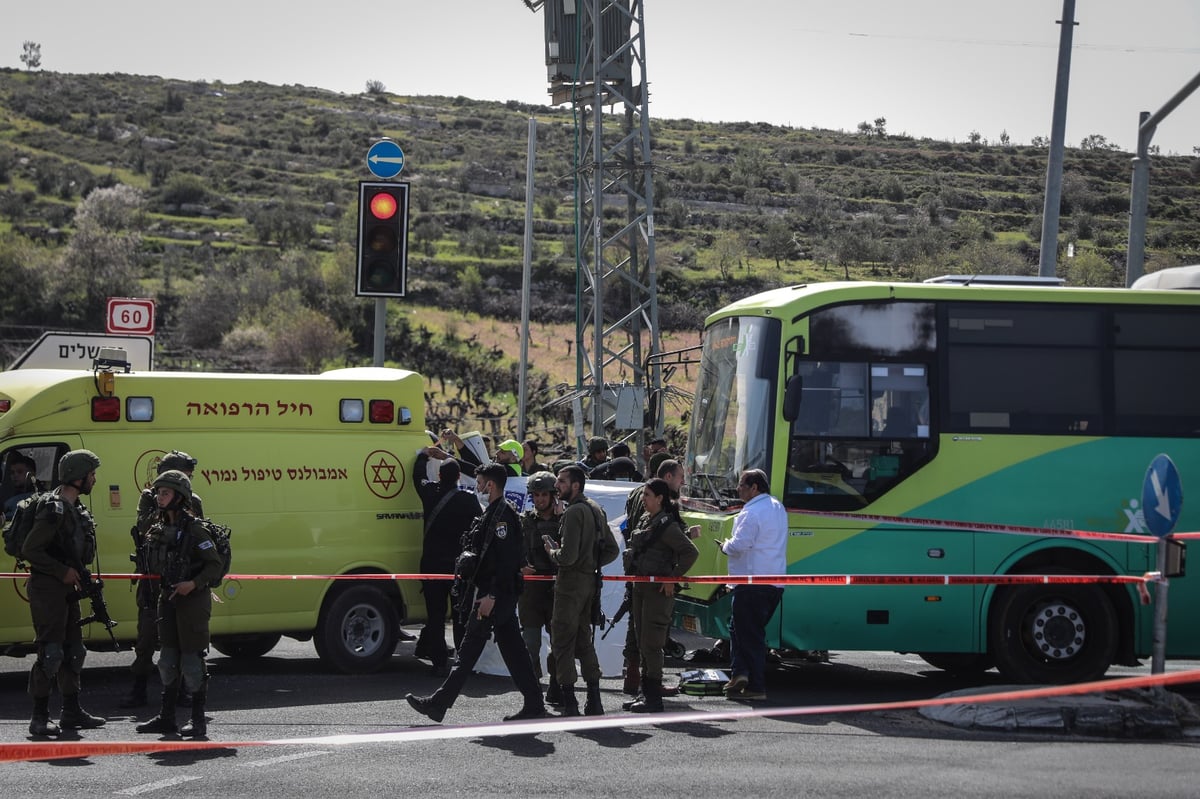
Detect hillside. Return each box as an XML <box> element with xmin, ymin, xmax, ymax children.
<box><xmin>1</xmin><ymin>69</ymin><xmax>1198</xmax><ymax>451</ymax></box>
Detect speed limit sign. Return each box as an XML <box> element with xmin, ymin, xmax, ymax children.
<box><xmin>106</xmin><ymin>297</ymin><xmax>156</xmax><ymax>335</ymax></box>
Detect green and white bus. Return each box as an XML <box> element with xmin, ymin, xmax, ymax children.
<box><xmin>674</xmin><ymin>277</ymin><xmax>1200</xmax><ymax>683</ymax></box>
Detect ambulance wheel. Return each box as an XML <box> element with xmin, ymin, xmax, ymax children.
<box><xmin>316</xmin><ymin>585</ymin><xmax>399</xmax><ymax>674</ymax></box>
<box><xmin>212</xmin><ymin>633</ymin><xmax>281</xmax><ymax>660</ymax></box>
<box><xmin>989</xmin><ymin>581</ymin><xmax>1117</xmax><ymax>684</ymax></box>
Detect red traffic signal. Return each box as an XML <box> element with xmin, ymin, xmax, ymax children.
<box><xmin>356</xmin><ymin>181</ymin><xmax>409</xmax><ymax>298</ymax></box>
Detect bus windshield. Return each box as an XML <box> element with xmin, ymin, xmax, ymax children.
<box><xmin>683</xmin><ymin>316</ymin><xmax>778</xmax><ymax>506</ymax></box>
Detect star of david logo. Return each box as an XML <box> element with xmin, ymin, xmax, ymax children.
<box><xmin>364</xmin><ymin>450</ymin><xmax>404</xmax><ymax>499</ymax></box>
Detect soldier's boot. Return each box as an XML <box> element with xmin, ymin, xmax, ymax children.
<box><xmin>29</xmin><ymin>696</ymin><xmax>61</xmax><ymax>737</ymax></box>
<box><xmin>119</xmin><ymin>675</ymin><xmax>149</xmax><ymax>709</ymax></box>
<box><xmin>583</xmin><ymin>681</ymin><xmax>604</xmax><ymax>716</ymax></box>
<box><xmin>60</xmin><ymin>693</ymin><xmax>106</xmax><ymax>730</ymax></box>
<box><xmin>621</xmin><ymin>690</ymin><xmax>644</xmax><ymax>711</ymax></box>
<box><xmin>544</xmin><ymin>678</ymin><xmax>564</xmax><ymax>707</ymax></box>
<box><xmin>179</xmin><ymin>685</ymin><xmax>208</xmax><ymax>738</ymax></box>
<box><xmin>559</xmin><ymin>685</ymin><xmax>581</xmax><ymax>717</ymax></box>
<box><xmin>622</xmin><ymin>658</ymin><xmax>640</xmax><ymax>696</ymax></box>
<box><xmin>629</xmin><ymin>679</ymin><xmax>664</xmax><ymax>714</ymax></box>
<box><xmin>136</xmin><ymin>681</ymin><xmax>179</xmax><ymax>735</ymax></box>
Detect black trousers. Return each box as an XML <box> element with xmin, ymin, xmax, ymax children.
<box><xmin>419</xmin><ymin>579</ymin><xmax>464</xmax><ymax>667</ymax></box>
<box><xmin>430</xmin><ymin>594</ymin><xmax>541</xmax><ymax>711</ymax></box>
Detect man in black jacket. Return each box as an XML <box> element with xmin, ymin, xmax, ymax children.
<box><xmin>406</xmin><ymin>463</ymin><xmax>545</xmax><ymax>723</ymax></box>
<box><xmin>413</xmin><ymin>452</ymin><xmax>481</xmax><ymax>676</ymax></box>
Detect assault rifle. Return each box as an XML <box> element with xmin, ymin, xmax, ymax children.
<box><xmin>74</xmin><ymin>568</ymin><xmax>119</xmax><ymax>650</ymax></box>
<box><xmin>601</xmin><ymin>584</ymin><xmax>632</xmax><ymax>640</ymax></box>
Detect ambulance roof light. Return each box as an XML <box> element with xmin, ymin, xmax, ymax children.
<box><xmin>93</xmin><ymin>348</ymin><xmax>132</xmax><ymax>373</ymax></box>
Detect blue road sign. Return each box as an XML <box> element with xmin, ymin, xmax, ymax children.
<box><xmin>1141</xmin><ymin>453</ymin><xmax>1183</xmax><ymax>538</ymax></box>
<box><xmin>366</xmin><ymin>140</ymin><xmax>405</xmax><ymax>179</ymax></box>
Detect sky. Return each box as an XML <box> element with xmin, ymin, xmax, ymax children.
<box><xmin>5</xmin><ymin>1</ymin><xmax>1200</xmax><ymax>155</ymax></box>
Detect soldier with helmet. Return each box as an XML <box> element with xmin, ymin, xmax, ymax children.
<box><xmin>120</xmin><ymin>450</ymin><xmax>204</xmax><ymax>709</ymax></box>
<box><xmin>518</xmin><ymin>471</ymin><xmax>563</xmax><ymax>705</ymax></box>
<box><xmin>135</xmin><ymin>470</ymin><xmax>224</xmax><ymax>738</ymax></box>
<box><xmin>21</xmin><ymin>449</ymin><xmax>106</xmax><ymax>737</ymax></box>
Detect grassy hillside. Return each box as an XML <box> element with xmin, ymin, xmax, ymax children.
<box><xmin>1</xmin><ymin>69</ymin><xmax>1197</xmax><ymax>453</ymax></box>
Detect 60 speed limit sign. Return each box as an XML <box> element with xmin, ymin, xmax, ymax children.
<box><xmin>106</xmin><ymin>297</ymin><xmax>156</xmax><ymax>335</ymax></box>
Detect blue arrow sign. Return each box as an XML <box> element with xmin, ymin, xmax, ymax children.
<box><xmin>366</xmin><ymin>140</ymin><xmax>405</xmax><ymax>179</ymax></box>
<box><xmin>1141</xmin><ymin>454</ymin><xmax>1183</xmax><ymax>539</ymax></box>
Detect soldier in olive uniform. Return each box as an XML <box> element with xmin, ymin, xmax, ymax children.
<box><xmin>518</xmin><ymin>471</ymin><xmax>563</xmax><ymax>704</ymax></box>
<box><xmin>121</xmin><ymin>450</ymin><xmax>204</xmax><ymax>708</ymax></box>
<box><xmin>546</xmin><ymin>465</ymin><xmax>620</xmax><ymax>716</ymax></box>
<box><xmin>135</xmin><ymin>470</ymin><xmax>224</xmax><ymax>738</ymax></box>
<box><xmin>624</xmin><ymin>478</ymin><xmax>698</xmax><ymax>712</ymax></box>
<box><xmin>22</xmin><ymin>449</ymin><xmax>106</xmax><ymax>737</ymax></box>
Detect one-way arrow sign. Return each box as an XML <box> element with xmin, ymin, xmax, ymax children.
<box><xmin>366</xmin><ymin>140</ymin><xmax>405</xmax><ymax>179</ymax></box>
<box><xmin>1142</xmin><ymin>453</ymin><xmax>1183</xmax><ymax>538</ymax></box>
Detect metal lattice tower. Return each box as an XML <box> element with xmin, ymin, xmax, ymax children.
<box><xmin>526</xmin><ymin>0</ymin><xmax>662</xmax><ymax>448</ymax></box>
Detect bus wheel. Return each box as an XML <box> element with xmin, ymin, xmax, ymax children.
<box><xmin>317</xmin><ymin>585</ymin><xmax>399</xmax><ymax>674</ymax></box>
<box><xmin>989</xmin><ymin>583</ymin><xmax>1117</xmax><ymax>684</ymax></box>
<box><xmin>916</xmin><ymin>652</ymin><xmax>994</xmax><ymax>675</ymax></box>
<box><xmin>212</xmin><ymin>633</ymin><xmax>282</xmax><ymax>660</ymax></box>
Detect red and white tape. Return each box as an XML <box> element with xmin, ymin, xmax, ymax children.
<box><xmin>3</xmin><ymin>667</ymin><xmax>1198</xmax><ymax>763</ymax></box>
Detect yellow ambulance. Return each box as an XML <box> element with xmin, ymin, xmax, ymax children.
<box><xmin>0</xmin><ymin>356</ymin><xmax>429</xmax><ymax>673</ymax></box>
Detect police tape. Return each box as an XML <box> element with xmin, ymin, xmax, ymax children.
<box><xmin>0</xmin><ymin>571</ymin><xmax>1161</xmax><ymax>587</ymax></box>
<box><xmin>3</xmin><ymin>667</ymin><xmax>1200</xmax><ymax>763</ymax></box>
<box><xmin>799</xmin><ymin>508</ymin><xmax>1188</xmax><ymax>544</ymax></box>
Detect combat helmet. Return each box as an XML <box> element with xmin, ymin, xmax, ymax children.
<box><xmin>153</xmin><ymin>469</ymin><xmax>193</xmax><ymax>507</ymax></box>
<box><xmin>158</xmin><ymin>450</ymin><xmax>198</xmax><ymax>474</ymax></box>
<box><xmin>527</xmin><ymin>471</ymin><xmax>556</xmax><ymax>493</ymax></box>
<box><xmin>58</xmin><ymin>449</ymin><xmax>101</xmax><ymax>484</ymax></box>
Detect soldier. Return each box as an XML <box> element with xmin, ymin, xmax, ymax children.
<box><xmin>624</xmin><ymin>478</ymin><xmax>698</xmax><ymax>712</ymax></box>
<box><xmin>518</xmin><ymin>471</ymin><xmax>563</xmax><ymax>704</ymax></box>
<box><xmin>22</xmin><ymin>449</ymin><xmax>106</xmax><ymax>737</ymax></box>
<box><xmin>406</xmin><ymin>463</ymin><xmax>545</xmax><ymax>723</ymax></box>
<box><xmin>135</xmin><ymin>470</ymin><xmax>225</xmax><ymax>738</ymax></box>
<box><xmin>120</xmin><ymin>450</ymin><xmax>204</xmax><ymax>708</ymax></box>
<box><xmin>545</xmin><ymin>465</ymin><xmax>620</xmax><ymax>716</ymax></box>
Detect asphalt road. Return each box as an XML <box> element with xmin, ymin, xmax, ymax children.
<box><xmin>2</xmin><ymin>633</ymin><xmax>1200</xmax><ymax>798</ymax></box>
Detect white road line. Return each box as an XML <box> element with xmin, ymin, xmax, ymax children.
<box><xmin>240</xmin><ymin>750</ymin><xmax>330</xmax><ymax>768</ymax></box>
<box><xmin>116</xmin><ymin>775</ymin><xmax>202</xmax><ymax>795</ymax></box>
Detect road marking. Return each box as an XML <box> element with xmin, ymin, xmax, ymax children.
<box><xmin>241</xmin><ymin>750</ymin><xmax>330</xmax><ymax>768</ymax></box>
<box><xmin>116</xmin><ymin>775</ymin><xmax>202</xmax><ymax>795</ymax></box>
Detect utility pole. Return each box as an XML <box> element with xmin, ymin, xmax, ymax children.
<box><xmin>524</xmin><ymin>0</ymin><xmax>662</xmax><ymax>455</ymax></box>
<box><xmin>1038</xmin><ymin>0</ymin><xmax>1077</xmax><ymax>278</ymax></box>
<box><xmin>1125</xmin><ymin>70</ymin><xmax>1200</xmax><ymax>286</ymax></box>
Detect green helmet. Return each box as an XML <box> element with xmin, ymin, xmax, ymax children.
<box><xmin>158</xmin><ymin>450</ymin><xmax>198</xmax><ymax>474</ymax></box>
<box><xmin>527</xmin><ymin>471</ymin><xmax>557</xmax><ymax>493</ymax></box>
<box><xmin>58</xmin><ymin>449</ymin><xmax>101</xmax><ymax>483</ymax></box>
<box><xmin>153</xmin><ymin>469</ymin><xmax>193</xmax><ymax>505</ymax></box>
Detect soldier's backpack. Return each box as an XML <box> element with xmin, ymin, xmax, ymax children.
<box><xmin>2</xmin><ymin>491</ymin><xmax>44</xmax><ymax>560</ymax></box>
<box><xmin>194</xmin><ymin>518</ymin><xmax>233</xmax><ymax>587</ymax></box>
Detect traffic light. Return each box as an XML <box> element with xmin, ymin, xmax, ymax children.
<box><xmin>355</xmin><ymin>181</ymin><xmax>409</xmax><ymax>297</ymax></box>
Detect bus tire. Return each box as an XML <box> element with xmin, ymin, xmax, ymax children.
<box><xmin>211</xmin><ymin>633</ymin><xmax>282</xmax><ymax>660</ymax></box>
<box><xmin>316</xmin><ymin>585</ymin><xmax>399</xmax><ymax>674</ymax></box>
<box><xmin>989</xmin><ymin>582</ymin><xmax>1117</xmax><ymax>684</ymax></box>
<box><xmin>916</xmin><ymin>652</ymin><xmax>994</xmax><ymax>675</ymax></box>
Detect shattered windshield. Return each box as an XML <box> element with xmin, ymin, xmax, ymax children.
<box><xmin>683</xmin><ymin>316</ymin><xmax>777</xmax><ymax>506</ymax></box>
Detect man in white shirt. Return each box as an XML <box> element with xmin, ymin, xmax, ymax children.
<box><xmin>717</xmin><ymin>468</ymin><xmax>787</xmax><ymax>701</ymax></box>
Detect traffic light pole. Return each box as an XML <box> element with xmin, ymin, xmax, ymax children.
<box><xmin>373</xmin><ymin>298</ymin><xmax>386</xmax><ymax>367</ymax></box>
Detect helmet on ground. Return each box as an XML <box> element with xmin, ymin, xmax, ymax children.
<box><xmin>158</xmin><ymin>450</ymin><xmax>198</xmax><ymax>474</ymax></box>
<box><xmin>153</xmin><ymin>469</ymin><xmax>193</xmax><ymax>505</ymax></box>
<box><xmin>58</xmin><ymin>449</ymin><xmax>101</xmax><ymax>483</ymax></box>
<box><xmin>527</xmin><ymin>471</ymin><xmax>556</xmax><ymax>493</ymax></box>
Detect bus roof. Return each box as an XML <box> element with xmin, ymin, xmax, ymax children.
<box><xmin>706</xmin><ymin>280</ymin><xmax>1200</xmax><ymax>327</ymax></box>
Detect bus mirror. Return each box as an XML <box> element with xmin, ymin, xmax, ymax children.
<box><xmin>782</xmin><ymin>374</ymin><xmax>803</xmax><ymax>423</ymax></box>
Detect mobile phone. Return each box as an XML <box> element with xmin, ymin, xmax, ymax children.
<box><xmin>713</xmin><ymin>538</ymin><xmax>724</xmax><ymax>550</ymax></box>
<box><xmin>542</xmin><ymin>535</ymin><xmax>554</xmax><ymax>546</ymax></box>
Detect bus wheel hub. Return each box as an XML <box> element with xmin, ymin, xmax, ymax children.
<box><xmin>1030</xmin><ymin>601</ymin><xmax>1085</xmax><ymax>660</ymax></box>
